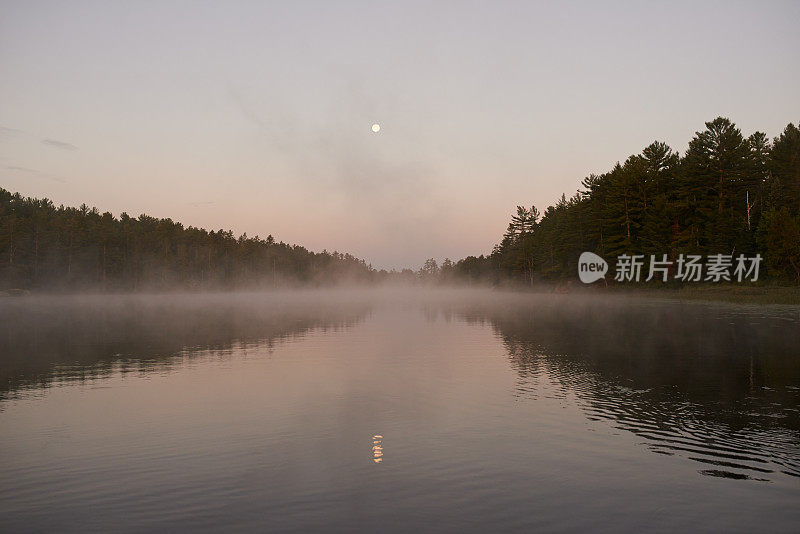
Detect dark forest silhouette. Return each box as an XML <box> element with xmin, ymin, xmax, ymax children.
<box><xmin>0</xmin><ymin>189</ymin><xmax>378</xmax><ymax>290</ymax></box>
<box><xmin>441</xmin><ymin>117</ymin><xmax>800</xmax><ymax>285</ymax></box>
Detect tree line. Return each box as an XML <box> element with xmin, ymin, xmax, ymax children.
<box><xmin>444</xmin><ymin>117</ymin><xmax>800</xmax><ymax>285</ymax></box>
<box><xmin>0</xmin><ymin>189</ymin><xmax>379</xmax><ymax>290</ymax></box>
<box><xmin>3</xmin><ymin>116</ymin><xmax>798</xmax><ymax>291</ymax></box>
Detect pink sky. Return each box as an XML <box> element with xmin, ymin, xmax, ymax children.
<box><xmin>2</xmin><ymin>1</ymin><xmax>799</xmax><ymax>269</ymax></box>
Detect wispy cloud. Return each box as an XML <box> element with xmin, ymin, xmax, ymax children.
<box><xmin>0</xmin><ymin>126</ymin><xmax>24</xmax><ymax>141</ymax></box>
<box><xmin>228</xmin><ymin>86</ymin><xmax>268</xmax><ymax>130</ymax></box>
<box><xmin>5</xmin><ymin>165</ymin><xmax>67</xmax><ymax>183</ymax></box>
<box><xmin>42</xmin><ymin>138</ymin><xmax>78</xmax><ymax>151</ymax></box>
<box><xmin>227</xmin><ymin>80</ymin><xmax>451</xmax><ymax>268</ymax></box>
<box><xmin>0</xmin><ymin>127</ymin><xmax>79</xmax><ymax>152</ymax></box>
<box><xmin>227</xmin><ymin>84</ymin><xmax>298</xmax><ymax>152</ymax></box>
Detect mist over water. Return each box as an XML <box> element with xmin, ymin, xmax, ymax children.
<box><xmin>1</xmin><ymin>289</ymin><xmax>799</xmax><ymax>532</ymax></box>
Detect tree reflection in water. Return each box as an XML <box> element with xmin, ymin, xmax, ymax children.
<box><xmin>0</xmin><ymin>293</ymin><xmax>370</xmax><ymax>401</ymax></box>
<box><xmin>448</xmin><ymin>296</ymin><xmax>800</xmax><ymax>482</ymax></box>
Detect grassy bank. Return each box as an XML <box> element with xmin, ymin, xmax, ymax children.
<box><xmin>621</xmin><ymin>285</ymin><xmax>800</xmax><ymax>305</ymax></box>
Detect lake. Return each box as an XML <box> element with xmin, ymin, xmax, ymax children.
<box><xmin>1</xmin><ymin>290</ymin><xmax>799</xmax><ymax>533</ymax></box>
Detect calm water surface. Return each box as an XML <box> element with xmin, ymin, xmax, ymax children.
<box><xmin>1</xmin><ymin>290</ymin><xmax>799</xmax><ymax>533</ymax></box>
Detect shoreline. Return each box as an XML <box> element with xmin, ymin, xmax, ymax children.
<box><xmin>593</xmin><ymin>285</ymin><xmax>800</xmax><ymax>306</ymax></box>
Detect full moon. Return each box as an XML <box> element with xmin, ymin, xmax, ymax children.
<box><xmin>371</xmin><ymin>124</ymin><xmax>380</xmax><ymax>133</ymax></box>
